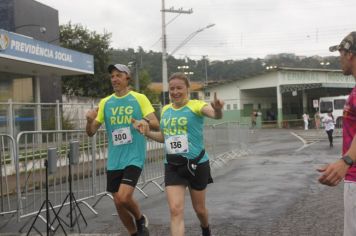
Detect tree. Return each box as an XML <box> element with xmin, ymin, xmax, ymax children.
<box><xmin>60</xmin><ymin>22</ymin><xmax>112</xmax><ymax>97</ymax></box>
<box><xmin>139</xmin><ymin>69</ymin><xmax>160</xmax><ymax>104</ymax></box>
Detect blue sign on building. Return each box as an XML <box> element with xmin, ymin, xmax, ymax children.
<box><xmin>0</xmin><ymin>29</ymin><xmax>94</xmax><ymax>74</ymax></box>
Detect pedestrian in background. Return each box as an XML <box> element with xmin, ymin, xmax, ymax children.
<box><xmin>318</xmin><ymin>32</ymin><xmax>356</xmax><ymax>236</ymax></box>
<box><xmin>86</xmin><ymin>63</ymin><xmax>159</xmax><ymax>236</ymax></box>
<box><xmin>302</xmin><ymin>112</ymin><xmax>309</xmax><ymax>130</ymax></box>
<box><xmin>251</xmin><ymin>110</ymin><xmax>258</xmax><ymax>129</ymax></box>
<box><xmin>314</xmin><ymin>110</ymin><xmax>321</xmax><ymax>129</ymax></box>
<box><xmin>322</xmin><ymin>110</ymin><xmax>335</xmax><ymax>147</ymax></box>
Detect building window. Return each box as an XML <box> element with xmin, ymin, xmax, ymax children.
<box><xmin>205</xmin><ymin>91</ymin><xmax>210</xmax><ymax>99</ymax></box>
<box><xmin>227</xmin><ymin>104</ymin><xmax>231</xmax><ymax>110</ymax></box>
<box><xmin>190</xmin><ymin>92</ymin><xmax>199</xmax><ymax>99</ymax></box>
<box><xmin>233</xmin><ymin>104</ymin><xmax>238</xmax><ymax>110</ymax></box>
<box><xmin>0</xmin><ymin>73</ymin><xmax>33</xmax><ymax>102</ymax></box>
<box><xmin>334</xmin><ymin>99</ymin><xmax>346</xmax><ymax>109</ymax></box>
<box><xmin>0</xmin><ymin>79</ymin><xmax>12</xmax><ymax>102</ymax></box>
<box><xmin>13</xmin><ymin>78</ymin><xmax>33</xmax><ymax>102</ymax></box>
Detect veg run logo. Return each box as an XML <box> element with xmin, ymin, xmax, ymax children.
<box><xmin>0</xmin><ymin>33</ymin><xmax>10</xmax><ymax>50</ymax></box>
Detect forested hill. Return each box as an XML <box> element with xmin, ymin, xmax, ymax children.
<box><xmin>110</xmin><ymin>48</ymin><xmax>341</xmax><ymax>83</ymax></box>
<box><xmin>59</xmin><ymin>23</ymin><xmax>341</xmax><ymax>98</ymax></box>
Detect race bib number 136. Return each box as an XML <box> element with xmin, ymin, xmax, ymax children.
<box><xmin>165</xmin><ymin>135</ymin><xmax>189</xmax><ymax>154</ymax></box>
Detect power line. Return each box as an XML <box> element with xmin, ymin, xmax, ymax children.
<box><xmin>196</xmin><ymin>1</ymin><xmax>356</xmax><ymax>12</ymax></box>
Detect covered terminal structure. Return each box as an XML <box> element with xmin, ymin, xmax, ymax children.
<box><xmin>204</xmin><ymin>67</ymin><xmax>354</xmax><ymax>127</ymax></box>
<box><xmin>0</xmin><ymin>0</ymin><xmax>94</xmax><ymax>136</ymax></box>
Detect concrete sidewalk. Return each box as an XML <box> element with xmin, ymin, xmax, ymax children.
<box><xmin>0</xmin><ymin>128</ymin><xmax>344</xmax><ymax>236</ymax></box>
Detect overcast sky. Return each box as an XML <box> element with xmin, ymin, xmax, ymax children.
<box><xmin>36</xmin><ymin>0</ymin><xmax>356</xmax><ymax>61</ymax></box>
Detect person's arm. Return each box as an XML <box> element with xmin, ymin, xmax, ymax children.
<box><xmin>85</xmin><ymin>108</ymin><xmax>102</xmax><ymax>137</ymax></box>
<box><xmin>132</xmin><ymin>117</ymin><xmax>164</xmax><ymax>143</ymax></box>
<box><xmin>345</xmin><ymin>136</ymin><xmax>356</xmax><ymax>162</ymax></box>
<box><xmin>136</xmin><ymin>93</ymin><xmax>160</xmax><ymax>130</ymax></box>
<box><xmin>201</xmin><ymin>92</ymin><xmax>224</xmax><ymax>119</ymax></box>
<box><xmin>318</xmin><ymin>135</ymin><xmax>356</xmax><ymax>186</ymax></box>
<box><xmin>143</xmin><ymin>112</ymin><xmax>160</xmax><ymax>131</ymax></box>
<box><xmin>145</xmin><ymin>130</ymin><xmax>165</xmax><ymax>143</ymax></box>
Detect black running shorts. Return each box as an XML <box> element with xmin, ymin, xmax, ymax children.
<box><xmin>106</xmin><ymin>165</ymin><xmax>142</xmax><ymax>193</ymax></box>
<box><xmin>165</xmin><ymin>160</ymin><xmax>213</xmax><ymax>191</ymax></box>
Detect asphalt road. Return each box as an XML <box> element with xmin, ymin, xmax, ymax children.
<box><xmin>0</xmin><ymin>128</ymin><xmax>344</xmax><ymax>236</ymax></box>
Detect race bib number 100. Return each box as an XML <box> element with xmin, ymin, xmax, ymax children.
<box><xmin>165</xmin><ymin>135</ymin><xmax>189</xmax><ymax>154</ymax></box>
<box><xmin>112</xmin><ymin>127</ymin><xmax>133</xmax><ymax>146</ymax></box>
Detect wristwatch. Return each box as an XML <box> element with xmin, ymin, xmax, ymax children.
<box><xmin>341</xmin><ymin>155</ymin><xmax>354</xmax><ymax>166</ymax></box>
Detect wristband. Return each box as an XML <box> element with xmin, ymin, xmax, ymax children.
<box><xmin>341</xmin><ymin>155</ymin><xmax>354</xmax><ymax>166</ymax></box>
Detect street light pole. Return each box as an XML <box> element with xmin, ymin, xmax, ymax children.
<box><xmin>14</xmin><ymin>24</ymin><xmax>46</xmax><ymax>33</ymax></box>
<box><xmin>170</xmin><ymin>24</ymin><xmax>215</xmax><ymax>55</ymax></box>
<box><xmin>162</xmin><ymin>23</ymin><xmax>215</xmax><ymax>104</ymax></box>
<box><xmin>128</xmin><ymin>60</ymin><xmax>140</xmax><ymax>92</ymax></box>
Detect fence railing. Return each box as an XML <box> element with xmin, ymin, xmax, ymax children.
<box><xmin>0</xmin><ymin>134</ymin><xmax>17</xmax><ymax>216</ymax></box>
<box><xmin>0</xmin><ymin>122</ymin><xmax>251</xmax><ymax>224</ymax></box>
<box><xmin>0</xmin><ymin>100</ymin><xmax>162</xmax><ymax>138</ymax></box>
<box><xmin>262</xmin><ymin>118</ymin><xmax>343</xmax><ymax>129</ymax></box>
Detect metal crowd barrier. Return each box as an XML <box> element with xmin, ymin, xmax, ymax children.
<box><xmin>0</xmin><ymin>100</ymin><xmax>162</xmax><ymax>138</ymax></box>
<box><xmin>205</xmin><ymin>122</ymin><xmax>252</xmax><ymax>170</ymax></box>
<box><xmin>0</xmin><ymin>134</ymin><xmax>17</xmax><ymax>216</ymax></box>
<box><xmin>139</xmin><ymin>141</ymin><xmax>165</xmax><ymax>194</ymax></box>
<box><xmin>88</xmin><ymin>130</ymin><xmax>166</xmax><ymax>208</ymax></box>
<box><xmin>15</xmin><ymin>130</ymin><xmax>98</xmax><ymax>224</ymax></box>
<box><xmin>0</xmin><ymin>122</ymin><xmax>252</xmax><ymax>224</ymax></box>
<box><xmin>91</xmin><ymin>129</ymin><xmax>116</xmax><ymax>208</ymax></box>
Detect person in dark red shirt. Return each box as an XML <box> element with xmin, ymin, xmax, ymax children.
<box><xmin>318</xmin><ymin>32</ymin><xmax>356</xmax><ymax>236</ymax></box>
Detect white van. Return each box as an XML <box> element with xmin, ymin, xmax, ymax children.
<box><xmin>319</xmin><ymin>95</ymin><xmax>348</xmax><ymax>128</ymax></box>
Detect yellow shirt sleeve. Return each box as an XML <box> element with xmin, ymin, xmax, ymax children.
<box><xmin>187</xmin><ymin>100</ymin><xmax>208</xmax><ymax>116</ymax></box>
<box><xmin>132</xmin><ymin>92</ymin><xmax>155</xmax><ymax>117</ymax></box>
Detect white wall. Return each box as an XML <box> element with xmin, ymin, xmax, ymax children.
<box><xmin>240</xmin><ymin>91</ymin><xmax>276</xmax><ymax>110</ymax></box>
<box><xmin>205</xmin><ymin>72</ymin><xmax>279</xmax><ymax>111</ymax></box>
<box><xmin>205</xmin><ymin>81</ymin><xmax>240</xmax><ymax>110</ymax></box>
<box><xmin>238</xmin><ymin>72</ymin><xmax>278</xmax><ymax>89</ymax></box>
<box><xmin>62</xmin><ymin>95</ymin><xmax>100</xmax><ymax>129</ymax></box>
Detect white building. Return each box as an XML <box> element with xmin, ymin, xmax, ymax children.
<box><xmin>204</xmin><ymin>67</ymin><xmax>355</xmax><ymax>127</ymax></box>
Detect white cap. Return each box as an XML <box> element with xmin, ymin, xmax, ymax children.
<box><xmin>107</xmin><ymin>64</ymin><xmax>131</xmax><ymax>75</ymax></box>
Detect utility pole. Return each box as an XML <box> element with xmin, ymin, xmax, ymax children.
<box><xmin>161</xmin><ymin>0</ymin><xmax>192</xmax><ymax>105</ymax></box>
<box><xmin>128</xmin><ymin>59</ymin><xmax>139</xmax><ymax>92</ymax></box>
<box><xmin>202</xmin><ymin>55</ymin><xmax>209</xmax><ymax>100</ymax></box>
<box><xmin>202</xmin><ymin>55</ymin><xmax>208</xmax><ymax>86</ymax></box>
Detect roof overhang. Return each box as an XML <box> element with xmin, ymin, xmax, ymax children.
<box><xmin>280</xmin><ymin>82</ymin><xmax>355</xmax><ymax>93</ymax></box>
<box><xmin>0</xmin><ymin>56</ymin><xmax>92</xmax><ymax>76</ymax></box>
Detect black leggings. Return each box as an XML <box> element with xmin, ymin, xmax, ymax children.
<box><xmin>326</xmin><ymin>129</ymin><xmax>333</xmax><ymax>145</ymax></box>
